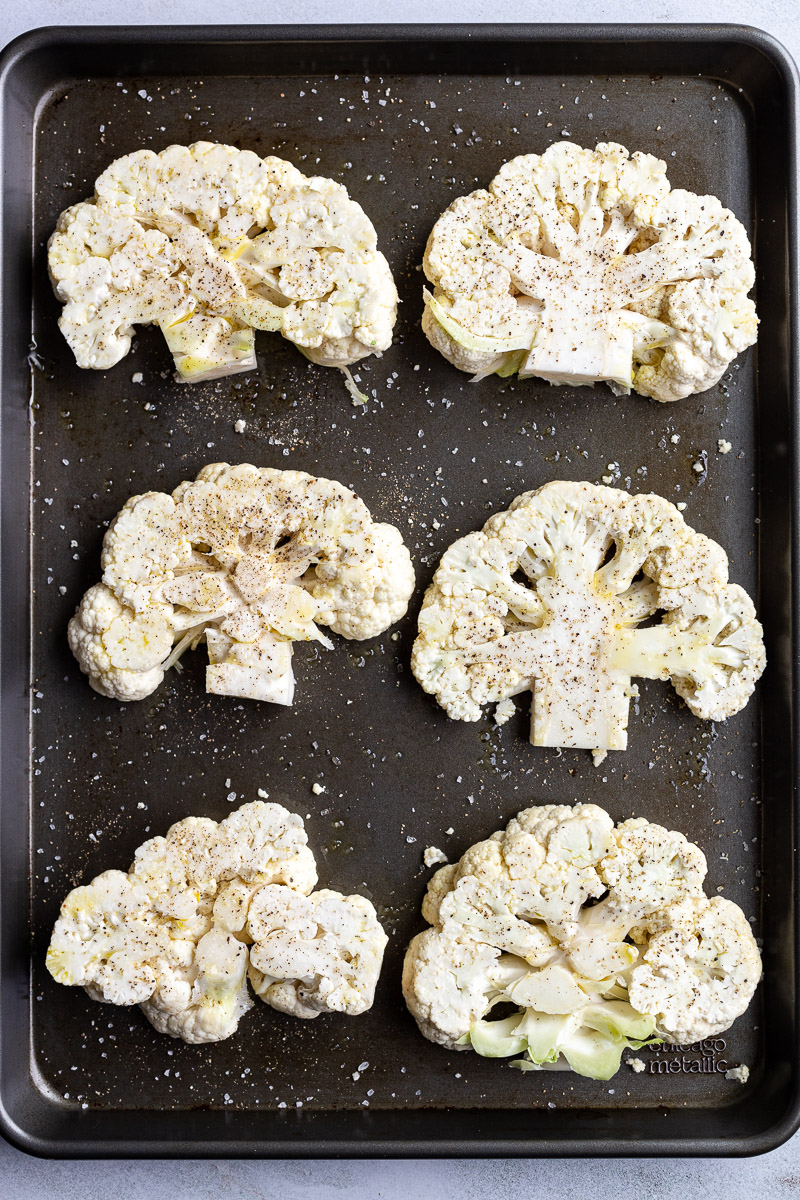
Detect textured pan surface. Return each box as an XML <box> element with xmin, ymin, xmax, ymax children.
<box><xmin>1</xmin><ymin>26</ymin><xmax>797</xmax><ymax>1156</ymax></box>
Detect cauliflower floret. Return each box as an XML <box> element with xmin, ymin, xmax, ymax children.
<box><xmin>247</xmin><ymin>886</ymin><xmax>387</xmax><ymax>1017</ymax></box>
<box><xmin>412</xmin><ymin>481</ymin><xmax>764</xmax><ymax>761</ymax></box>
<box><xmin>162</xmin><ymin>801</ymin><xmax>318</xmax><ymax>895</ymax></box>
<box><xmin>68</xmin><ymin>583</ymin><xmax>169</xmax><ymax>701</ymax></box>
<box><xmin>141</xmin><ymin>928</ymin><xmax>253</xmax><ymax>1044</ymax></box>
<box><xmin>46</xmin><ymin>801</ymin><xmax>388</xmax><ymax>1043</ymax></box>
<box><xmin>311</xmin><ymin>522</ymin><xmax>417</xmax><ymax>639</ymax></box>
<box><xmin>663</xmin><ymin>584</ymin><xmax>766</xmax><ymax>721</ymax></box>
<box><xmin>628</xmin><ymin>896</ymin><xmax>763</xmax><ymax>1043</ymax></box>
<box><xmin>402</xmin><ymin>926</ymin><xmax>502</xmax><ymax>1049</ymax></box>
<box><xmin>402</xmin><ymin>803</ymin><xmax>762</xmax><ymax>1081</ymax></box>
<box><xmin>431</xmin><ymin>803</ymin><xmax>616</xmax><ymax>940</ymax></box>
<box><xmin>599</xmin><ymin>818</ymin><xmax>708</xmax><ymax>919</ymax></box>
<box><xmin>48</xmin><ymin>203</ymin><xmax>188</xmax><ymax>369</ymax></box>
<box><xmin>68</xmin><ymin>464</ymin><xmax>414</xmax><ymax>704</ymax></box>
<box><xmin>46</xmin><ymin>870</ymin><xmax>170</xmax><ymax>1005</ymax></box>
<box><xmin>49</xmin><ymin>142</ymin><xmax>397</xmax><ymax>382</ymax></box>
<box><xmin>422</xmin><ymin>141</ymin><xmax>757</xmax><ymax>401</ymax></box>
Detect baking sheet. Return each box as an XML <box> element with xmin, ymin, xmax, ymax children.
<box><xmin>1</xmin><ymin>25</ymin><xmax>798</xmax><ymax>1156</ymax></box>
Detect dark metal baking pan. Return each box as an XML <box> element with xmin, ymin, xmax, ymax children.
<box><xmin>0</xmin><ymin>23</ymin><xmax>798</xmax><ymax>1158</ymax></box>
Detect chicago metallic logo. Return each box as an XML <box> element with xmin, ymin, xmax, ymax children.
<box><xmin>647</xmin><ymin>1039</ymin><xmax>729</xmax><ymax>1074</ymax></box>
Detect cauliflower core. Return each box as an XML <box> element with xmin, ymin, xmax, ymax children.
<box><xmin>48</xmin><ymin>142</ymin><xmax>397</xmax><ymax>382</ymax></box>
<box><xmin>412</xmin><ymin>481</ymin><xmax>764</xmax><ymax>761</ymax></box>
<box><xmin>402</xmin><ymin>803</ymin><xmax>762</xmax><ymax>1080</ymax></box>
<box><xmin>46</xmin><ymin>801</ymin><xmax>388</xmax><ymax>1042</ymax></box>
<box><xmin>422</xmin><ymin>141</ymin><xmax>757</xmax><ymax>401</ymax></box>
<box><xmin>68</xmin><ymin>462</ymin><xmax>415</xmax><ymax>704</ymax></box>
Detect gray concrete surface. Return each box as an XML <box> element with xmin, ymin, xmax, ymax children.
<box><xmin>2</xmin><ymin>0</ymin><xmax>798</xmax><ymax>1193</ymax></box>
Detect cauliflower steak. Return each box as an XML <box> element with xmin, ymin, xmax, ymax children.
<box><xmin>68</xmin><ymin>462</ymin><xmax>415</xmax><ymax>704</ymax></box>
<box><xmin>48</xmin><ymin>141</ymin><xmax>397</xmax><ymax>381</ymax></box>
<box><xmin>402</xmin><ymin>803</ymin><xmax>762</xmax><ymax>1080</ymax></box>
<box><xmin>412</xmin><ymin>481</ymin><xmax>764</xmax><ymax>762</ymax></box>
<box><xmin>422</xmin><ymin>141</ymin><xmax>757</xmax><ymax>401</ymax></box>
<box><xmin>46</xmin><ymin>801</ymin><xmax>388</xmax><ymax>1043</ymax></box>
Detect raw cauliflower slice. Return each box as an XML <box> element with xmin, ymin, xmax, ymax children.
<box><xmin>49</xmin><ymin>141</ymin><xmax>397</xmax><ymax>381</ymax></box>
<box><xmin>247</xmin><ymin>886</ymin><xmax>388</xmax><ymax>1018</ymax></box>
<box><xmin>46</xmin><ymin>800</ymin><xmax>388</xmax><ymax>1043</ymax></box>
<box><xmin>402</xmin><ymin>802</ymin><xmax>761</xmax><ymax>1081</ymax></box>
<box><xmin>69</xmin><ymin>463</ymin><xmax>415</xmax><ymax>704</ymax></box>
<box><xmin>411</xmin><ymin>480</ymin><xmax>764</xmax><ymax>761</ymax></box>
<box><xmin>422</xmin><ymin>141</ymin><xmax>757</xmax><ymax>401</ymax></box>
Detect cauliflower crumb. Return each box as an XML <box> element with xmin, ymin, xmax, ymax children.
<box><xmin>257</xmin><ymin>788</ymin><xmax>269</xmax><ymax>799</ymax></box>
<box><xmin>445</xmin><ymin>827</ymin><xmax>454</xmax><ymax>836</ymax></box>
<box><xmin>423</xmin><ymin>846</ymin><xmax>449</xmax><ymax>868</ymax></box>
<box><xmin>131</xmin><ymin>372</ymin><xmax>143</xmax><ymax>384</ymax></box>
<box><xmin>234</xmin><ymin>419</ymin><xmax>247</xmax><ymax>434</ymax></box>
<box><xmin>311</xmin><ymin>783</ymin><xmax>325</xmax><ymax>795</ymax></box>
<box><xmin>627</xmin><ymin>1057</ymin><xmax>646</xmax><ymax>1073</ymax></box>
<box><xmin>718</xmin><ymin>438</ymin><xmax>732</xmax><ymax>454</ymax></box>
<box><xmin>725</xmin><ymin>1064</ymin><xmax>750</xmax><ymax>1084</ymax></box>
<box><xmin>693</xmin><ymin>459</ymin><xmax>705</xmax><ymax>473</ymax></box>
<box><xmin>670</xmin><ymin>434</ymin><xmax>680</xmax><ymax>444</ymax></box>
<box><xmin>494</xmin><ymin>697</ymin><xmax>516</xmax><ymax>725</ymax></box>
<box><xmin>677</xmin><ymin>502</ymin><xmax>687</xmax><ymax>511</ymax></box>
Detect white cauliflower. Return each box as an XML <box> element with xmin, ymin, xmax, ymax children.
<box><xmin>48</xmin><ymin>142</ymin><xmax>397</xmax><ymax>382</ymax></box>
<box><xmin>411</xmin><ymin>481</ymin><xmax>764</xmax><ymax>761</ymax></box>
<box><xmin>402</xmin><ymin>803</ymin><xmax>762</xmax><ymax>1081</ymax></box>
<box><xmin>422</xmin><ymin>141</ymin><xmax>757</xmax><ymax>401</ymax></box>
<box><xmin>46</xmin><ymin>800</ymin><xmax>388</xmax><ymax>1043</ymax></box>
<box><xmin>68</xmin><ymin>463</ymin><xmax>415</xmax><ymax>704</ymax></box>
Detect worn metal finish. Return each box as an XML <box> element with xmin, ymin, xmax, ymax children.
<box><xmin>0</xmin><ymin>24</ymin><xmax>797</xmax><ymax>1157</ymax></box>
